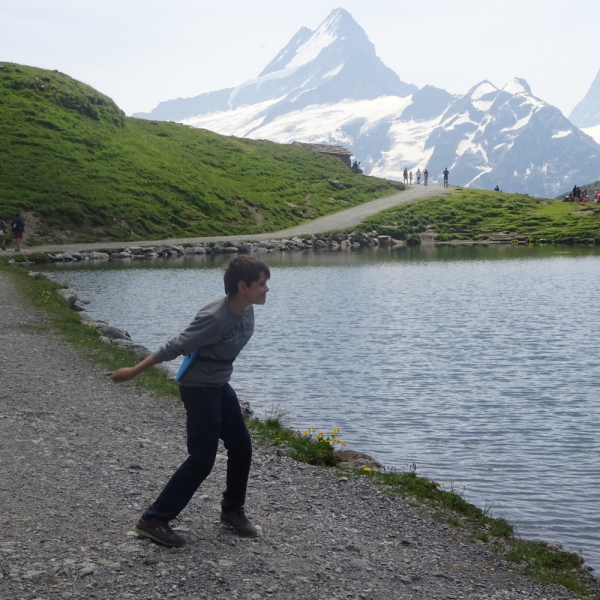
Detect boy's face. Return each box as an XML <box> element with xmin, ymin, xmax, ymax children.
<box><xmin>241</xmin><ymin>272</ymin><xmax>269</xmax><ymax>305</ymax></box>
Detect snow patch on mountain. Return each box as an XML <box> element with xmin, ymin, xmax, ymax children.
<box><xmin>502</xmin><ymin>78</ymin><xmax>531</xmax><ymax>96</ymax></box>
<box><xmin>322</xmin><ymin>64</ymin><xmax>344</xmax><ymax>78</ymax></box>
<box><xmin>471</xmin><ymin>81</ymin><xmax>498</xmax><ymax>100</ymax></box>
<box><xmin>285</xmin><ymin>10</ymin><xmax>341</xmax><ymax>68</ymax></box>
<box><xmin>183</xmin><ymin>97</ymin><xmax>284</xmax><ymax>136</ymax></box>
<box><xmin>551</xmin><ymin>130</ymin><xmax>572</xmax><ymax>139</ymax></box>
<box><xmin>502</xmin><ymin>113</ymin><xmax>533</xmax><ymax>132</ymax></box>
<box><xmin>582</xmin><ymin>124</ymin><xmax>600</xmax><ymax>144</ymax></box>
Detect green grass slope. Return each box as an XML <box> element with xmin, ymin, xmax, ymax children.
<box><xmin>358</xmin><ymin>188</ymin><xmax>600</xmax><ymax>244</ymax></box>
<box><xmin>0</xmin><ymin>63</ymin><xmax>402</xmax><ymax>244</ymax></box>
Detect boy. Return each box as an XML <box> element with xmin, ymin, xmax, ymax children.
<box><xmin>111</xmin><ymin>256</ymin><xmax>270</xmax><ymax>546</ymax></box>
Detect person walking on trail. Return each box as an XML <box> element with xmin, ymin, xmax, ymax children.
<box><xmin>111</xmin><ymin>256</ymin><xmax>271</xmax><ymax>547</ymax></box>
<box><xmin>403</xmin><ymin>168</ymin><xmax>408</xmax><ymax>185</ymax></box>
<box><xmin>443</xmin><ymin>167</ymin><xmax>450</xmax><ymax>188</ymax></box>
<box><xmin>409</xmin><ymin>171</ymin><xmax>413</xmax><ymax>185</ymax></box>
<box><xmin>10</xmin><ymin>212</ymin><xmax>25</xmax><ymax>252</ymax></box>
<box><xmin>416</xmin><ymin>169</ymin><xmax>422</xmax><ymax>184</ymax></box>
<box><xmin>0</xmin><ymin>216</ymin><xmax>6</xmax><ymax>250</ymax></box>
<box><xmin>423</xmin><ymin>168</ymin><xmax>428</xmax><ymax>186</ymax></box>
<box><xmin>595</xmin><ymin>189</ymin><xmax>600</xmax><ymax>204</ymax></box>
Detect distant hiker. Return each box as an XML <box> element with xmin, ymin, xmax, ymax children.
<box><xmin>595</xmin><ymin>189</ymin><xmax>599</xmax><ymax>204</ymax></box>
<box><xmin>423</xmin><ymin>168</ymin><xmax>429</xmax><ymax>186</ymax></box>
<box><xmin>494</xmin><ymin>185</ymin><xmax>500</xmax><ymax>191</ymax></box>
<box><xmin>0</xmin><ymin>216</ymin><xmax>6</xmax><ymax>250</ymax></box>
<box><xmin>111</xmin><ymin>256</ymin><xmax>270</xmax><ymax>547</ymax></box>
<box><xmin>409</xmin><ymin>171</ymin><xmax>413</xmax><ymax>184</ymax></box>
<box><xmin>416</xmin><ymin>169</ymin><xmax>422</xmax><ymax>184</ymax></box>
<box><xmin>576</xmin><ymin>186</ymin><xmax>581</xmax><ymax>200</ymax></box>
<box><xmin>403</xmin><ymin>168</ymin><xmax>409</xmax><ymax>185</ymax></box>
<box><xmin>573</xmin><ymin>185</ymin><xmax>578</xmax><ymax>199</ymax></box>
<box><xmin>443</xmin><ymin>167</ymin><xmax>450</xmax><ymax>188</ymax></box>
<box><xmin>10</xmin><ymin>212</ymin><xmax>24</xmax><ymax>252</ymax></box>
<box><xmin>351</xmin><ymin>161</ymin><xmax>363</xmax><ymax>174</ymax></box>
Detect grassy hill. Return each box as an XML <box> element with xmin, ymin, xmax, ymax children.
<box><xmin>0</xmin><ymin>63</ymin><xmax>402</xmax><ymax>245</ymax></box>
<box><xmin>356</xmin><ymin>188</ymin><xmax>600</xmax><ymax>245</ymax></box>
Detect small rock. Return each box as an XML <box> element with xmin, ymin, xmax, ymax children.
<box><xmin>328</xmin><ymin>180</ymin><xmax>346</xmax><ymax>190</ymax></box>
<box><xmin>56</xmin><ymin>288</ymin><xmax>77</xmax><ymax>308</ymax></box>
<box><xmin>95</xmin><ymin>323</ymin><xmax>131</xmax><ymax>341</ymax></box>
<box><xmin>144</xmin><ymin>557</ymin><xmax>158</xmax><ymax>566</ymax></box>
<box><xmin>111</xmin><ymin>339</ymin><xmax>133</xmax><ymax>347</ymax></box>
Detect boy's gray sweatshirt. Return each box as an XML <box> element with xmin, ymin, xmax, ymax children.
<box><xmin>152</xmin><ymin>297</ymin><xmax>254</xmax><ymax>387</ymax></box>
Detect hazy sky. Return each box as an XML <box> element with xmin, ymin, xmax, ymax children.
<box><xmin>1</xmin><ymin>0</ymin><xmax>598</xmax><ymax>117</ymax></box>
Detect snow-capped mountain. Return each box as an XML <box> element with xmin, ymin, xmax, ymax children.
<box><xmin>425</xmin><ymin>78</ymin><xmax>600</xmax><ymax>195</ymax></box>
<box><xmin>134</xmin><ymin>9</ymin><xmax>416</xmax><ymax>123</ymax></box>
<box><xmin>569</xmin><ymin>67</ymin><xmax>600</xmax><ymax>144</ymax></box>
<box><xmin>135</xmin><ymin>9</ymin><xmax>600</xmax><ymax>198</ymax></box>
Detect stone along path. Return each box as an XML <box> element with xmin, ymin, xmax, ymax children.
<box><xmin>22</xmin><ymin>185</ymin><xmax>452</xmax><ymax>256</ymax></box>
<box><xmin>0</xmin><ymin>269</ymin><xmax>579</xmax><ymax>600</ymax></box>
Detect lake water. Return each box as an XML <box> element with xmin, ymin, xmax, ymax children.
<box><xmin>38</xmin><ymin>245</ymin><xmax>600</xmax><ymax>568</ymax></box>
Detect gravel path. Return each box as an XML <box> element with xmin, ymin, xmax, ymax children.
<box><xmin>0</xmin><ymin>268</ymin><xmax>582</xmax><ymax>600</ymax></box>
<box><xmin>21</xmin><ymin>185</ymin><xmax>452</xmax><ymax>256</ymax></box>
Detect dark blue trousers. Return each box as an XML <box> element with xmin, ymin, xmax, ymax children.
<box><xmin>143</xmin><ymin>383</ymin><xmax>252</xmax><ymax>521</ymax></box>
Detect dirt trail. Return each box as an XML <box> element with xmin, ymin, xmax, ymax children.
<box><xmin>20</xmin><ymin>185</ymin><xmax>453</xmax><ymax>255</ymax></box>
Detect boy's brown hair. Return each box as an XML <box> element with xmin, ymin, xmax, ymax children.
<box><xmin>224</xmin><ymin>256</ymin><xmax>270</xmax><ymax>295</ymax></box>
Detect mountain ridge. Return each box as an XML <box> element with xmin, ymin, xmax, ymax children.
<box><xmin>134</xmin><ymin>9</ymin><xmax>600</xmax><ymax>198</ymax></box>
<box><xmin>570</xmin><ymin>68</ymin><xmax>600</xmax><ymax>129</ymax></box>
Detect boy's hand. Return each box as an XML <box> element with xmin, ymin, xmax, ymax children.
<box><xmin>111</xmin><ymin>367</ymin><xmax>137</xmax><ymax>383</ymax></box>
<box><xmin>110</xmin><ymin>355</ymin><xmax>157</xmax><ymax>383</ymax></box>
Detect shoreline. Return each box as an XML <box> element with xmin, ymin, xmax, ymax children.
<box><xmin>9</xmin><ymin>235</ymin><xmax>592</xmax><ymax>268</ymax></box>
<box><xmin>1</xmin><ymin>259</ymin><xmax>599</xmax><ymax>599</ymax></box>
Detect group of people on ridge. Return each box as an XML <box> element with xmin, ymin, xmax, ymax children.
<box><xmin>402</xmin><ymin>167</ymin><xmax>450</xmax><ymax>187</ymax></box>
<box><xmin>568</xmin><ymin>185</ymin><xmax>600</xmax><ymax>204</ymax></box>
<box><xmin>0</xmin><ymin>212</ymin><xmax>25</xmax><ymax>251</ymax></box>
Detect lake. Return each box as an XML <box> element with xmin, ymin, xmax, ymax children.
<box><xmin>38</xmin><ymin>244</ymin><xmax>600</xmax><ymax>568</ymax></box>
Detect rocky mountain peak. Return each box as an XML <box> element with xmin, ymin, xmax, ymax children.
<box><xmin>468</xmin><ymin>81</ymin><xmax>498</xmax><ymax>100</ymax></box>
<box><xmin>570</xmin><ymin>67</ymin><xmax>600</xmax><ymax>128</ymax></box>
<box><xmin>502</xmin><ymin>78</ymin><xmax>532</xmax><ymax>96</ymax></box>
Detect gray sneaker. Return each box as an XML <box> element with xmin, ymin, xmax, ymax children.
<box><xmin>220</xmin><ymin>507</ymin><xmax>259</xmax><ymax>537</ymax></box>
<box><xmin>134</xmin><ymin>517</ymin><xmax>186</xmax><ymax>547</ymax></box>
